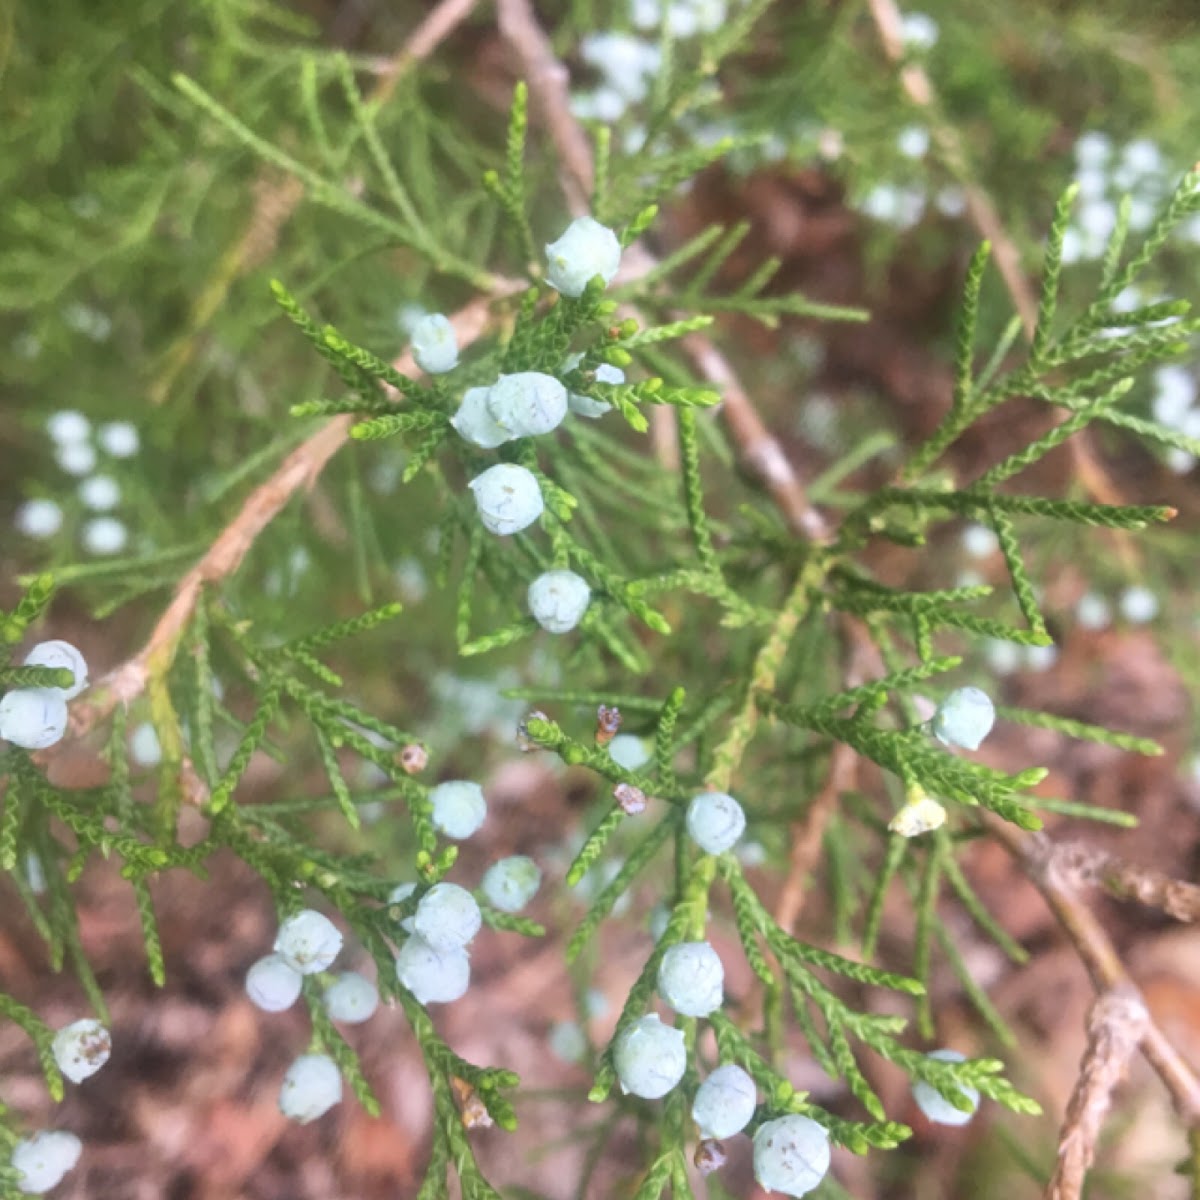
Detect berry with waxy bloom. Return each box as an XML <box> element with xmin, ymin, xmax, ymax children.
<box><xmin>279</xmin><ymin>1053</ymin><xmax>342</xmax><ymax>1123</ymax></box>
<box><xmin>51</xmin><ymin>1019</ymin><xmax>111</xmax><ymax>1084</ymax></box>
<box><xmin>411</xmin><ymin>312</ymin><xmax>459</xmax><ymax>374</ymax></box>
<box><xmin>56</xmin><ymin>441</ymin><xmax>96</xmax><ymax>477</ymax></box>
<box><xmin>15</xmin><ymin>499</ymin><xmax>63</xmax><ymax>539</ymax></box>
<box><xmin>413</xmin><ymin>882</ymin><xmax>481</xmax><ymax>951</ymax></box>
<box><xmin>686</xmin><ymin>791</ymin><xmax>746</xmax><ymax>854</ymax></box>
<box><xmin>658</xmin><ymin>941</ymin><xmax>724</xmax><ymax>1017</ymax></box>
<box><xmin>274</xmin><ymin>909</ymin><xmax>343</xmax><ymax>974</ymax></box>
<box><xmin>1119</xmin><ymin>584</ymin><xmax>1159</xmax><ymax>624</ymax></box>
<box><xmin>692</xmin><ymin>1063</ymin><xmax>757</xmax><ymax>1138</ymax></box>
<box><xmin>429</xmin><ymin>779</ymin><xmax>487</xmax><ymax>839</ymax></box>
<box><xmin>97</xmin><ymin>421</ymin><xmax>139</xmax><ymax>457</ymax></box>
<box><xmin>79</xmin><ymin>474</ymin><xmax>120</xmax><ymax>511</ymax></box>
<box><xmin>527</xmin><ymin>570</ymin><xmax>590</xmax><ymax>633</ymax></box>
<box><xmin>469</xmin><ymin>463</ymin><xmax>544</xmax><ymax>536</ymax></box>
<box><xmin>396</xmin><ymin>934</ymin><xmax>470</xmax><ymax>1004</ymax></box>
<box><xmin>82</xmin><ymin>516</ymin><xmax>128</xmax><ymax>556</ymax></box>
<box><xmin>486</xmin><ymin>372</ymin><xmax>568</xmax><ymax>438</ymax></box>
<box><xmin>608</xmin><ymin>733</ymin><xmax>650</xmax><ymax>771</ymax></box>
<box><xmin>47</xmin><ymin>410</ymin><xmax>90</xmax><ymax>446</ymax></box>
<box><xmin>10</xmin><ymin>1130</ymin><xmax>83</xmax><ymax>1195</ymax></box>
<box><xmin>24</xmin><ymin>640</ymin><xmax>89</xmax><ymax>700</ymax></box>
<box><xmin>930</xmin><ymin>686</ymin><xmax>995</xmax><ymax>751</ymax></box>
<box><xmin>614</xmin><ymin>1013</ymin><xmax>687</xmax><ymax>1099</ymax></box>
<box><xmin>549</xmin><ymin>1020</ymin><xmax>587</xmax><ymax>1063</ymax></box>
<box><xmin>566</xmin><ymin>355</ymin><xmax>624</xmax><ymax>418</ymax></box>
<box><xmin>545</xmin><ymin>216</ymin><xmax>622</xmax><ymax>297</ymax></box>
<box><xmin>245</xmin><ymin>953</ymin><xmax>303</xmax><ymax>1013</ymax></box>
<box><xmin>911</xmin><ymin>1048</ymin><xmax>980</xmax><ymax>1126</ymax></box>
<box><xmin>481</xmin><ymin>856</ymin><xmax>542</xmax><ymax>912</ymax></box>
<box><xmin>0</xmin><ymin>688</ymin><xmax>69</xmax><ymax>750</ymax></box>
<box><xmin>324</xmin><ymin>972</ymin><xmax>379</xmax><ymax>1024</ymax></box>
<box><xmin>451</xmin><ymin>385</ymin><xmax>511</xmax><ymax>448</ymax></box>
<box><xmin>752</xmin><ymin>1114</ymin><xmax>831</xmax><ymax>1197</ymax></box>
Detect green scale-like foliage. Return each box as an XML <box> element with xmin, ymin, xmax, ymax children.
<box><xmin>4</xmin><ymin>4</ymin><xmax>1200</xmax><ymax>1198</ymax></box>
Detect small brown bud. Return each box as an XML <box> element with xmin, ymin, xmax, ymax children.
<box><xmin>450</xmin><ymin>1076</ymin><xmax>494</xmax><ymax>1129</ymax></box>
<box><xmin>595</xmin><ymin>704</ymin><xmax>622</xmax><ymax>747</ymax></box>
<box><xmin>398</xmin><ymin>743</ymin><xmax>429</xmax><ymax>775</ymax></box>
<box><xmin>694</xmin><ymin>1139</ymin><xmax>726</xmax><ymax>1175</ymax></box>
<box><xmin>614</xmin><ymin>782</ymin><xmax>646</xmax><ymax>815</ymax></box>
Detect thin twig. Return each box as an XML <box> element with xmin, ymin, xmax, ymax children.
<box><xmin>866</xmin><ymin>0</ymin><xmax>1035</xmax><ymax>332</ymax></box>
<box><xmin>986</xmin><ymin>815</ymin><xmax>1200</xmax><ymax>1128</ymax></box>
<box><xmin>1044</xmin><ymin>987</ymin><xmax>1148</xmax><ymax>1200</ymax></box>
<box><xmin>370</xmin><ymin>0</ymin><xmax>481</xmax><ymax>107</ymax></box>
<box><xmin>773</xmin><ymin>615</ymin><xmax>877</xmax><ymax>931</ymax></box>
<box><xmin>495</xmin><ymin>0</ymin><xmax>593</xmax><ymax>216</ymax></box>
<box><xmin>774</xmin><ymin>741</ymin><xmax>856</xmax><ymax>933</ymax></box>
<box><xmin>1051</xmin><ymin>841</ymin><xmax>1200</xmax><ymax>923</ymax></box>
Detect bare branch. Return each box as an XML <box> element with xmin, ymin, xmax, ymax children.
<box><xmin>1045</xmin><ymin>987</ymin><xmax>1148</xmax><ymax>1200</ymax></box>
<box><xmin>1051</xmin><ymin>841</ymin><xmax>1200</xmax><ymax>923</ymax></box>
<box><xmin>987</xmin><ymin>816</ymin><xmax>1200</xmax><ymax>1128</ymax></box>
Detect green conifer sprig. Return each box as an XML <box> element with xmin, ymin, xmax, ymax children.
<box><xmin>565</xmin><ymin>807</ymin><xmax>632</xmax><ymax>888</ymax></box>
<box><xmin>567</xmin><ymin>818</ymin><xmax>676</xmax><ymax>962</ymax></box>
<box><xmin>0</xmin><ymin>575</ymin><xmax>56</xmax><ymax>646</ymax></box>
<box><xmin>0</xmin><ymin>994</ymin><xmax>64</xmax><ymax>1103</ymax></box>
<box><xmin>933</xmin><ymin>918</ymin><xmax>1018</xmax><ymax>1048</ymax></box>
<box><xmin>174</xmin><ymin>75</ymin><xmax>488</xmax><ymax>286</ymax></box>
<box><xmin>9</xmin><ymin>15</ymin><xmax>1200</xmax><ymax>1191</ymax></box>
<box><xmin>994</xmin><ymin>704</ymin><xmax>1161</xmax><ymax>757</ymax></box>
<box><xmin>974</xmin><ymin>378</ymin><xmax>1134</xmax><ymax>490</ymax></box>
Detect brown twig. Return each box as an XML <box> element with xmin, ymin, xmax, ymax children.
<box><xmin>1044</xmin><ymin>987</ymin><xmax>1148</xmax><ymax>1200</ymax></box>
<box><xmin>986</xmin><ymin>815</ymin><xmax>1200</xmax><ymax>1128</ymax></box>
<box><xmin>495</xmin><ymin>0</ymin><xmax>593</xmax><ymax>217</ymax></box>
<box><xmin>866</xmin><ymin>0</ymin><xmax>1035</xmax><ymax>333</ymax></box>
<box><xmin>369</xmin><ymin>0</ymin><xmax>481</xmax><ymax>107</ymax></box>
<box><xmin>774</xmin><ymin>741</ymin><xmax>856</xmax><ymax>933</ymax></box>
<box><xmin>773</xmin><ymin>615</ymin><xmax>877</xmax><ymax>931</ymax></box>
<box><xmin>1051</xmin><ymin>840</ymin><xmax>1200</xmax><ymax>923</ymax></box>
<box><xmin>495</xmin><ymin>0</ymin><xmax>829</xmax><ymax>542</ymax></box>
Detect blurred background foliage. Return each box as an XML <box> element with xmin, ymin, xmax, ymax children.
<box><xmin>3</xmin><ymin>1</ymin><xmax>1200</xmax><ymax>1197</ymax></box>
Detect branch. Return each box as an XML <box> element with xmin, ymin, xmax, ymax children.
<box><xmin>371</xmin><ymin>0</ymin><xmax>481</xmax><ymax>107</ymax></box>
<box><xmin>986</xmin><ymin>815</ymin><xmax>1200</xmax><ymax>1128</ymax></box>
<box><xmin>495</xmin><ymin>0</ymin><xmax>593</xmax><ymax>216</ymax></box>
<box><xmin>1051</xmin><ymin>841</ymin><xmax>1200</xmax><ymax>923</ymax></box>
<box><xmin>1045</xmin><ymin>987</ymin><xmax>1148</xmax><ymax>1200</ymax></box>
